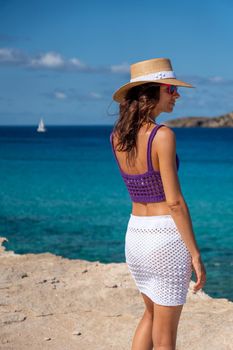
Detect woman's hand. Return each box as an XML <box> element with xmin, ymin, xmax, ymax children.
<box><xmin>191</xmin><ymin>255</ymin><xmax>206</xmax><ymax>292</ymax></box>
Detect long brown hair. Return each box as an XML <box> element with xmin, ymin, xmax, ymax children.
<box><xmin>112</xmin><ymin>83</ymin><xmax>160</xmax><ymax>166</ymax></box>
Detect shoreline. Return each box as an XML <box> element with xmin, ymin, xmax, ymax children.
<box><xmin>1</xmin><ymin>236</ymin><xmax>233</xmax><ymax>349</ymax></box>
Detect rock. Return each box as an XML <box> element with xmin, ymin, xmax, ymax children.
<box><xmin>1</xmin><ymin>313</ymin><xmax>26</xmax><ymax>325</ymax></box>
<box><xmin>0</xmin><ymin>236</ymin><xmax>232</xmax><ymax>350</ymax></box>
<box><xmin>105</xmin><ymin>284</ymin><xmax>118</xmax><ymax>288</ymax></box>
<box><xmin>72</xmin><ymin>331</ymin><xmax>82</xmax><ymax>336</ymax></box>
<box><xmin>165</xmin><ymin>111</ymin><xmax>233</xmax><ymax>128</ymax></box>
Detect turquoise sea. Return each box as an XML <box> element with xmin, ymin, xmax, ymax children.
<box><xmin>0</xmin><ymin>126</ymin><xmax>232</xmax><ymax>301</ymax></box>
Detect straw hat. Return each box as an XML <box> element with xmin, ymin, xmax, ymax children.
<box><xmin>113</xmin><ymin>57</ymin><xmax>194</xmax><ymax>103</ymax></box>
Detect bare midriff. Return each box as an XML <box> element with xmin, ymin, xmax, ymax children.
<box><xmin>131</xmin><ymin>201</ymin><xmax>171</xmax><ymax>216</ymax></box>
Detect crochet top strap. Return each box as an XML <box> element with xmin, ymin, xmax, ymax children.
<box><xmin>147</xmin><ymin>124</ymin><xmax>165</xmax><ymax>172</ymax></box>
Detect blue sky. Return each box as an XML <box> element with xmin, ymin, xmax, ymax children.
<box><xmin>0</xmin><ymin>0</ymin><xmax>233</xmax><ymax>125</ymax></box>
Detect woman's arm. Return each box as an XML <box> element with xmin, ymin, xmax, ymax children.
<box><xmin>155</xmin><ymin>126</ymin><xmax>206</xmax><ymax>291</ymax></box>
<box><xmin>155</xmin><ymin>126</ymin><xmax>200</xmax><ymax>257</ymax></box>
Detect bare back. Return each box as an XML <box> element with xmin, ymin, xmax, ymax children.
<box><xmin>112</xmin><ymin>123</ymin><xmax>178</xmax><ymax>216</ymax></box>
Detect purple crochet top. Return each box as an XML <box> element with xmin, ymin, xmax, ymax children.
<box><xmin>110</xmin><ymin>124</ymin><xmax>179</xmax><ymax>203</ymax></box>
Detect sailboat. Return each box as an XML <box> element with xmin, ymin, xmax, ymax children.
<box><xmin>37</xmin><ymin>118</ymin><xmax>46</xmax><ymax>133</ymax></box>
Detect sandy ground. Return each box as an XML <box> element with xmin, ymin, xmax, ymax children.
<box><xmin>0</xmin><ymin>236</ymin><xmax>232</xmax><ymax>350</ymax></box>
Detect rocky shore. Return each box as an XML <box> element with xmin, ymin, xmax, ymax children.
<box><xmin>165</xmin><ymin>111</ymin><xmax>233</xmax><ymax>127</ymax></box>
<box><xmin>0</xmin><ymin>236</ymin><xmax>233</xmax><ymax>350</ymax></box>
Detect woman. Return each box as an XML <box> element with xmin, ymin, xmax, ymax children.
<box><xmin>110</xmin><ymin>58</ymin><xmax>206</xmax><ymax>350</ymax></box>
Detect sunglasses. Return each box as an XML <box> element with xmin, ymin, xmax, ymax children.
<box><xmin>162</xmin><ymin>84</ymin><xmax>178</xmax><ymax>95</ymax></box>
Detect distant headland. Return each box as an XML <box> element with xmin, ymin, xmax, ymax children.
<box><xmin>164</xmin><ymin>111</ymin><xmax>233</xmax><ymax>128</ymax></box>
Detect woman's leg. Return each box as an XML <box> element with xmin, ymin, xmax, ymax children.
<box><xmin>131</xmin><ymin>293</ymin><xmax>154</xmax><ymax>350</ymax></box>
<box><xmin>152</xmin><ymin>303</ymin><xmax>183</xmax><ymax>350</ymax></box>
<box><xmin>131</xmin><ymin>293</ymin><xmax>183</xmax><ymax>350</ymax></box>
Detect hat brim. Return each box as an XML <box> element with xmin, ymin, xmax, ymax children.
<box><xmin>113</xmin><ymin>78</ymin><xmax>194</xmax><ymax>103</ymax></box>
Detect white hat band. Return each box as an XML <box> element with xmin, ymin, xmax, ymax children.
<box><xmin>130</xmin><ymin>70</ymin><xmax>176</xmax><ymax>83</ymax></box>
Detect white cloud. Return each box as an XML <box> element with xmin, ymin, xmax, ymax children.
<box><xmin>54</xmin><ymin>91</ymin><xmax>67</xmax><ymax>100</ymax></box>
<box><xmin>0</xmin><ymin>47</ymin><xmax>27</xmax><ymax>64</ymax></box>
<box><xmin>0</xmin><ymin>47</ymin><xmax>90</xmax><ymax>72</ymax></box>
<box><xmin>185</xmin><ymin>75</ymin><xmax>233</xmax><ymax>86</ymax></box>
<box><xmin>30</xmin><ymin>52</ymin><xmax>64</xmax><ymax>68</ymax></box>
<box><xmin>68</xmin><ymin>57</ymin><xmax>87</xmax><ymax>69</ymax></box>
<box><xmin>0</xmin><ymin>51</ymin><xmax>132</xmax><ymax>76</ymax></box>
<box><xmin>45</xmin><ymin>89</ymin><xmax>103</xmax><ymax>102</ymax></box>
<box><xmin>111</xmin><ymin>62</ymin><xmax>130</xmax><ymax>73</ymax></box>
<box><xmin>209</xmin><ymin>76</ymin><xmax>224</xmax><ymax>83</ymax></box>
<box><xmin>89</xmin><ymin>92</ymin><xmax>102</xmax><ymax>99</ymax></box>
<box><xmin>0</xmin><ymin>48</ymin><xmax>14</xmax><ymax>61</ymax></box>
<box><xmin>30</xmin><ymin>53</ymin><xmax>87</xmax><ymax>70</ymax></box>
<box><xmin>28</xmin><ymin>51</ymin><xmax>90</xmax><ymax>71</ymax></box>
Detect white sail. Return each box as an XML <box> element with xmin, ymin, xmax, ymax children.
<box><xmin>37</xmin><ymin>118</ymin><xmax>46</xmax><ymax>133</ymax></box>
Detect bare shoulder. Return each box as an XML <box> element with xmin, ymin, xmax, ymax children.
<box><xmin>154</xmin><ymin>125</ymin><xmax>176</xmax><ymax>151</ymax></box>
<box><xmin>156</xmin><ymin>125</ymin><xmax>175</xmax><ymax>139</ymax></box>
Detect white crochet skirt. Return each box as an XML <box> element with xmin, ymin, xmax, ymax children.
<box><xmin>125</xmin><ymin>214</ymin><xmax>192</xmax><ymax>306</ymax></box>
